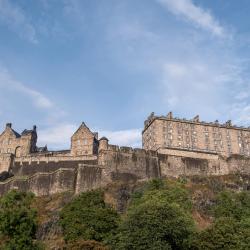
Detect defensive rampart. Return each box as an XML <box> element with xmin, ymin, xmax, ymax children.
<box><xmin>0</xmin><ymin>144</ymin><xmax>249</xmax><ymax>196</ymax></box>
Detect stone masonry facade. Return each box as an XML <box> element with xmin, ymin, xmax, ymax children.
<box><xmin>143</xmin><ymin>112</ymin><xmax>250</xmax><ymax>157</ymax></box>
<box><xmin>0</xmin><ymin>113</ymin><xmax>249</xmax><ymax>196</ymax></box>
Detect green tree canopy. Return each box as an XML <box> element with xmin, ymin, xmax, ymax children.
<box><xmin>130</xmin><ymin>179</ymin><xmax>192</xmax><ymax>212</ymax></box>
<box><xmin>0</xmin><ymin>190</ymin><xmax>40</xmax><ymax>250</ymax></box>
<box><xmin>112</xmin><ymin>200</ymin><xmax>195</xmax><ymax>250</ymax></box>
<box><xmin>213</xmin><ymin>190</ymin><xmax>250</xmax><ymax>221</ymax></box>
<box><xmin>193</xmin><ymin>217</ymin><xmax>250</xmax><ymax>250</ymax></box>
<box><xmin>60</xmin><ymin>190</ymin><xmax>120</xmax><ymax>243</ymax></box>
<box><xmin>110</xmin><ymin>179</ymin><xmax>195</xmax><ymax>250</ymax></box>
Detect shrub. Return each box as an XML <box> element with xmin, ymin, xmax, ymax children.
<box><xmin>112</xmin><ymin>200</ymin><xmax>195</xmax><ymax>250</ymax></box>
<box><xmin>60</xmin><ymin>190</ymin><xmax>120</xmax><ymax>243</ymax></box>
<box><xmin>0</xmin><ymin>190</ymin><xmax>41</xmax><ymax>250</ymax></box>
<box><xmin>192</xmin><ymin>217</ymin><xmax>250</xmax><ymax>250</ymax></box>
<box><xmin>213</xmin><ymin>191</ymin><xmax>250</xmax><ymax>220</ymax></box>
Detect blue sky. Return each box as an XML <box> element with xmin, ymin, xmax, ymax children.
<box><xmin>1</xmin><ymin>0</ymin><xmax>250</xmax><ymax>149</ymax></box>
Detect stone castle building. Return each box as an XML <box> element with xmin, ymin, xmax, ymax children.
<box><xmin>0</xmin><ymin>112</ymin><xmax>249</xmax><ymax>196</ymax></box>
<box><xmin>143</xmin><ymin>112</ymin><xmax>250</xmax><ymax>157</ymax></box>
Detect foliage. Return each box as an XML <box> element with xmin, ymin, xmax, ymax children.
<box><xmin>109</xmin><ymin>179</ymin><xmax>195</xmax><ymax>250</ymax></box>
<box><xmin>0</xmin><ymin>190</ymin><xmax>41</xmax><ymax>250</ymax></box>
<box><xmin>213</xmin><ymin>190</ymin><xmax>250</xmax><ymax>221</ymax></box>
<box><xmin>130</xmin><ymin>179</ymin><xmax>192</xmax><ymax>212</ymax></box>
<box><xmin>191</xmin><ymin>189</ymin><xmax>250</xmax><ymax>250</ymax></box>
<box><xmin>111</xmin><ymin>200</ymin><xmax>195</xmax><ymax>250</ymax></box>
<box><xmin>60</xmin><ymin>190</ymin><xmax>120</xmax><ymax>243</ymax></box>
<box><xmin>192</xmin><ymin>217</ymin><xmax>250</xmax><ymax>250</ymax></box>
<box><xmin>64</xmin><ymin>239</ymin><xmax>108</xmax><ymax>250</ymax></box>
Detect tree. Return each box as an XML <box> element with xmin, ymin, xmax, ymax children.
<box><xmin>130</xmin><ymin>179</ymin><xmax>192</xmax><ymax>212</ymax></box>
<box><xmin>193</xmin><ymin>217</ymin><xmax>250</xmax><ymax>250</ymax></box>
<box><xmin>0</xmin><ymin>190</ymin><xmax>40</xmax><ymax>250</ymax></box>
<box><xmin>112</xmin><ymin>200</ymin><xmax>195</xmax><ymax>250</ymax></box>
<box><xmin>60</xmin><ymin>190</ymin><xmax>120</xmax><ymax>244</ymax></box>
<box><xmin>64</xmin><ymin>239</ymin><xmax>108</xmax><ymax>250</ymax></box>
<box><xmin>213</xmin><ymin>191</ymin><xmax>250</xmax><ymax>221</ymax></box>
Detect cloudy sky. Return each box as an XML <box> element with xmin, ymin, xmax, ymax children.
<box><xmin>0</xmin><ymin>0</ymin><xmax>250</xmax><ymax>149</ymax></box>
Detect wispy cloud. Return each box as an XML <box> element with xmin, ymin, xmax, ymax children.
<box><xmin>156</xmin><ymin>0</ymin><xmax>225</xmax><ymax>37</ymax></box>
<box><xmin>0</xmin><ymin>67</ymin><xmax>52</xmax><ymax>109</ymax></box>
<box><xmin>0</xmin><ymin>0</ymin><xmax>37</xmax><ymax>43</ymax></box>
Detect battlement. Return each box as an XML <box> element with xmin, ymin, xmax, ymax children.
<box><xmin>104</xmin><ymin>144</ymin><xmax>157</xmax><ymax>156</ymax></box>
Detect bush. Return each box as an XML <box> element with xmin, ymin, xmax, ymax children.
<box><xmin>213</xmin><ymin>191</ymin><xmax>250</xmax><ymax>220</ymax></box>
<box><xmin>192</xmin><ymin>217</ymin><xmax>250</xmax><ymax>250</ymax></box>
<box><xmin>0</xmin><ymin>190</ymin><xmax>41</xmax><ymax>250</ymax></box>
<box><xmin>64</xmin><ymin>239</ymin><xmax>108</xmax><ymax>250</ymax></box>
<box><xmin>109</xmin><ymin>179</ymin><xmax>195</xmax><ymax>249</ymax></box>
<box><xmin>112</xmin><ymin>200</ymin><xmax>195</xmax><ymax>250</ymax></box>
<box><xmin>130</xmin><ymin>179</ymin><xmax>192</xmax><ymax>212</ymax></box>
<box><xmin>60</xmin><ymin>190</ymin><xmax>120</xmax><ymax>243</ymax></box>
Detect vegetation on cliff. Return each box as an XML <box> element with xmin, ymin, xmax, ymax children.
<box><xmin>60</xmin><ymin>190</ymin><xmax>120</xmax><ymax>244</ymax></box>
<box><xmin>0</xmin><ymin>175</ymin><xmax>249</xmax><ymax>249</ymax></box>
<box><xmin>0</xmin><ymin>190</ymin><xmax>42</xmax><ymax>250</ymax></box>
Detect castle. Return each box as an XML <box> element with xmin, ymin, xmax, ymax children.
<box><xmin>0</xmin><ymin>112</ymin><xmax>249</xmax><ymax>196</ymax></box>
<box><xmin>143</xmin><ymin>112</ymin><xmax>250</xmax><ymax>157</ymax></box>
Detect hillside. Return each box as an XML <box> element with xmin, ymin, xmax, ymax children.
<box><xmin>26</xmin><ymin>174</ymin><xmax>250</xmax><ymax>249</ymax></box>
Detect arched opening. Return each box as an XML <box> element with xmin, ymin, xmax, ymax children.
<box><xmin>15</xmin><ymin>147</ymin><xmax>22</xmax><ymax>158</ymax></box>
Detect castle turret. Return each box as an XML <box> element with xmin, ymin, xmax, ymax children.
<box><xmin>99</xmin><ymin>137</ymin><xmax>109</xmax><ymax>152</ymax></box>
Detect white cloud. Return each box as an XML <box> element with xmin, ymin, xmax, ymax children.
<box><xmin>0</xmin><ymin>0</ymin><xmax>37</xmax><ymax>43</ymax></box>
<box><xmin>37</xmin><ymin>123</ymin><xmax>141</xmax><ymax>150</ymax></box>
<box><xmin>157</xmin><ymin>0</ymin><xmax>225</xmax><ymax>37</ymax></box>
<box><xmin>38</xmin><ymin>123</ymin><xmax>77</xmax><ymax>149</ymax></box>
<box><xmin>99</xmin><ymin>129</ymin><xmax>142</xmax><ymax>148</ymax></box>
<box><xmin>0</xmin><ymin>67</ymin><xmax>53</xmax><ymax>109</ymax></box>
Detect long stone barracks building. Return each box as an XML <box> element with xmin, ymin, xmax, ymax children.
<box><xmin>143</xmin><ymin>112</ymin><xmax>250</xmax><ymax>157</ymax></box>
<box><xmin>0</xmin><ymin>113</ymin><xmax>249</xmax><ymax>196</ymax></box>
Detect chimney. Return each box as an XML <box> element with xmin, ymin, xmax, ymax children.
<box><xmin>6</xmin><ymin>123</ymin><xmax>12</xmax><ymax>129</ymax></box>
<box><xmin>167</xmin><ymin>112</ymin><xmax>173</xmax><ymax>119</ymax></box>
<box><xmin>226</xmin><ymin>120</ymin><xmax>232</xmax><ymax>127</ymax></box>
<box><xmin>193</xmin><ymin>115</ymin><xmax>199</xmax><ymax>122</ymax></box>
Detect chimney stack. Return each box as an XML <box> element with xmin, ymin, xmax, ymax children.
<box><xmin>193</xmin><ymin>115</ymin><xmax>200</xmax><ymax>122</ymax></box>
<box><xmin>167</xmin><ymin>112</ymin><xmax>173</xmax><ymax>119</ymax></box>
<box><xmin>6</xmin><ymin>123</ymin><xmax>12</xmax><ymax>129</ymax></box>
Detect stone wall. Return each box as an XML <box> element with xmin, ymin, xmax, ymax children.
<box><xmin>98</xmin><ymin>146</ymin><xmax>160</xmax><ymax>181</ymax></box>
<box><xmin>0</xmin><ymin>168</ymin><xmax>76</xmax><ymax>196</ymax></box>
<box><xmin>0</xmin><ymin>154</ymin><xmax>13</xmax><ymax>173</ymax></box>
<box><xmin>0</xmin><ymin>144</ymin><xmax>249</xmax><ymax>196</ymax></box>
<box><xmin>158</xmin><ymin>154</ymin><xmax>226</xmax><ymax>177</ymax></box>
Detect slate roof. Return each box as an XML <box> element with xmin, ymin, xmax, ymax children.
<box><xmin>21</xmin><ymin>129</ymin><xmax>34</xmax><ymax>136</ymax></box>
<box><xmin>11</xmin><ymin>129</ymin><xmax>21</xmax><ymax>138</ymax></box>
